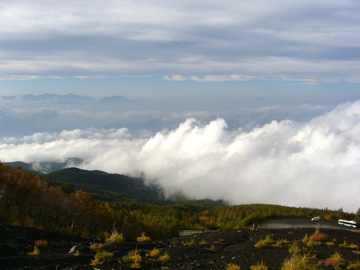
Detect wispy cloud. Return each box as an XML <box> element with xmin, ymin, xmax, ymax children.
<box><xmin>1</xmin><ymin>100</ymin><xmax>359</xmax><ymax>212</ymax></box>
<box><xmin>164</xmin><ymin>75</ymin><xmax>256</xmax><ymax>82</ymax></box>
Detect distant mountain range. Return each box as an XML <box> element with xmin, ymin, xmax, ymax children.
<box><xmin>0</xmin><ymin>93</ymin><xmax>130</xmax><ymax>104</ymax></box>
<box><xmin>4</xmin><ymin>158</ymin><xmax>83</xmax><ymax>174</ymax></box>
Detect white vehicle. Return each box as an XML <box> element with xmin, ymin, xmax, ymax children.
<box><xmin>311</xmin><ymin>217</ymin><xmax>320</xmax><ymax>221</ymax></box>
<box><xmin>338</xmin><ymin>219</ymin><xmax>357</xmax><ymax>228</ymax></box>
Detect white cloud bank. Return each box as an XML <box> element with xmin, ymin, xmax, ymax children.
<box><xmin>1</xmin><ymin>100</ymin><xmax>360</xmax><ymax>212</ymax></box>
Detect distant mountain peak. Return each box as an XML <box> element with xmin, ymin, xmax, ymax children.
<box><xmin>98</xmin><ymin>95</ymin><xmax>129</xmax><ymax>103</ymax></box>
<box><xmin>0</xmin><ymin>93</ymin><xmax>130</xmax><ymax>104</ymax></box>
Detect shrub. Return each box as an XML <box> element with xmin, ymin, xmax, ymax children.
<box><xmin>130</xmin><ymin>262</ymin><xmax>141</xmax><ymax>268</ymax></box>
<box><xmin>90</xmin><ymin>242</ymin><xmax>104</xmax><ymax>251</ymax></box>
<box><xmin>310</xmin><ymin>231</ymin><xmax>328</xmax><ymax>241</ymax></box>
<box><xmin>122</xmin><ymin>253</ymin><xmax>133</xmax><ymax>263</ymax></box>
<box><xmin>199</xmin><ymin>239</ymin><xmax>209</xmax><ymax>245</ymax></box>
<box><xmin>302</xmin><ymin>233</ymin><xmax>320</xmax><ymax>247</ymax></box>
<box><xmin>105</xmin><ymin>230</ymin><xmax>124</xmax><ymax>243</ymax></box>
<box><xmin>34</xmin><ymin>239</ymin><xmax>48</xmax><ymax>247</ymax></box>
<box><xmin>159</xmin><ymin>252</ymin><xmax>170</xmax><ymax>262</ymax></box>
<box><xmin>209</xmin><ymin>244</ymin><xmax>216</xmax><ymax>251</ymax></box>
<box><xmin>148</xmin><ymin>247</ymin><xmax>160</xmax><ymax>258</ymax></box>
<box><xmin>90</xmin><ymin>250</ymin><xmax>114</xmax><ymax>266</ymax></box>
<box><xmin>28</xmin><ymin>240</ymin><xmax>49</xmax><ymax>256</ymax></box>
<box><xmin>347</xmin><ymin>243</ymin><xmax>359</xmax><ymax>249</ymax></box>
<box><xmin>137</xmin><ymin>232</ymin><xmax>151</xmax><ymax>242</ymax></box>
<box><xmin>288</xmin><ymin>241</ymin><xmax>304</xmax><ymax>255</ymax></box>
<box><xmin>339</xmin><ymin>240</ymin><xmax>359</xmax><ymax>249</ymax></box>
<box><xmin>273</xmin><ymin>239</ymin><xmax>289</xmax><ymax>248</ymax></box>
<box><xmin>226</xmin><ymin>263</ymin><xmax>241</xmax><ymax>270</ymax></box>
<box><xmin>301</xmin><ymin>233</ymin><xmax>309</xmax><ymax>243</ymax></box>
<box><xmin>281</xmin><ymin>252</ymin><xmax>319</xmax><ymax>270</ymax></box>
<box><xmin>27</xmin><ymin>245</ymin><xmax>41</xmax><ymax>256</ymax></box>
<box><xmin>183</xmin><ymin>239</ymin><xmax>196</xmax><ymax>246</ymax></box>
<box><xmin>254</xmin><ymin>235</ymin><xmax>273</xmax><ymax>248</ymax></box>
<box><xmin>250</xmin><ymin>261</ymin><xmax>268</xmax><ymax>270</ymax></box>
<box><xmin>324</xmin><ymin>251</ymin><xmax>346</xmax><ymax>268</ymax></box>
<box><xmin>122</xmin><ymin>249</ymin><xmax>142</xmax><ymax>266</ymax></box>
<box><xmin>347</xmin><ymin>260</ymin><xmax>360</xmax><ymax>269</ymax></box>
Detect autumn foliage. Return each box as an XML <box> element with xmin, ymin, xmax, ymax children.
<box><xmin>0</xmin><ymin>163</ymin><xmax>113</xmax><ymax>237</ymax></box>
<box><xmin>1</xmin><ymin>162</ymin><xmax>358</xmax><ymax>241</ymax></box>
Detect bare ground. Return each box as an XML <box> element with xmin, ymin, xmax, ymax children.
<box><xmin>1</xmin><ymin>222</ymin><xmax>360</xmax><ymax>270</ymax></box>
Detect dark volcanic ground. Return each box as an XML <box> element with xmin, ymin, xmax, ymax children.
<box><xmin>1</xmin><ymin>221</ymin><xmax>360</xmax><ymax>270</ymax></box>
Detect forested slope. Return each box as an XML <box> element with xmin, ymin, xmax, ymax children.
<box><xmin>0</xmin><ymin>162</ymin><xmax>358</xmax><ymax>241</ymax></box>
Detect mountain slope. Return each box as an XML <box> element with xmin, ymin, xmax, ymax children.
<box><xmin>47</xmin><ymin>167</ymin><xmax>165</xmax><ymax>203</ymax></box>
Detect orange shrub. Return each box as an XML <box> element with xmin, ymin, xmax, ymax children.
<box><xmin>310</xmin><ymin>232</ymin><xmax>327</xmax><ymax>241</ymax></box>
<box><xmin>35</xmin><ymin>239</ymin><xmax>48</xmax><ymax>247</ymax></box>
<box><xmin>324</xmin><ymin>252</ymin><xmax>346</xmax><ymax>268</ymax></box>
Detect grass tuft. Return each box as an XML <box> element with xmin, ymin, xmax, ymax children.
<box><xmin>310</xmin><ymin>231</ymin><xmax>328</xmax><ymax>241</ymax></box>
<box><xmin>281</xmin><ymin>252</ymin><xmax>319</xmax><ymax>270</ymax></box>
<box><xmin>137</xmin><ymin>232</ymin><xmax>151</xmax><ymax>242</ymax></box>
<box><xmin>122</xmin><ymin>249</ymin><xmax>142</xmax><ymax>267</ymax></box>
<box><xmin>250</xmin><ymin>261</ymin><xmax>268</xmax><ymax>270</ymax></box>
<box><xmin>254</xmin><ymin>235</ymin><xmax>273</xmax><ymax>248</ymax></box>
<box><xmin>273</xmin><ymin>239</ymin><xmax>289</xmax><ymax>248</ymax></box>
<box><xmin>148</xmin><ymin>247</ymin><xmax>160</xmax><ymax>258</ymax></box>
<box><xmin>324</xmin><ymin>251</ymin><xmax>346</xmax><ymax>268</ymax></box>
<box><xmin>34</xmin><ymin>239</ymin><xmax>48</xmax><ymax>247</ymax></box>
<box><xmin>90</xmin><ymin>242</ymin><xmax>104</xmax><ymax>251</ymax></box>
<box><xmin>183</xmin><ymin>238</ymin><xmax>196</xmax><ymax>246</ymax></box>
<box><xmin>27</xmin><ymin>245</ymin><xmax>41</xmax><ymax>256</ymax></box>
<box><xmin>159</xmin><ymin>252</ymin><xmax>171</xmax><ymax>262</ymax></box>
<box><xmin>347</xmin><ymin>260</ymin><xmax>360</xmax><ymax>269</ymax></box>
<box><xmin>226</xmin><ymin>263</ymin><xmax>241</xmax><ymax>270</ymax></box>
<box><xmin>90</xmin><ymin>250</ymin><xmax>114</xmax><ymax>266</ymax></box>
<box><xmin>105</xmin><ymin>230</ymin><xmax>124</xmax><ymax>243</ymax></box>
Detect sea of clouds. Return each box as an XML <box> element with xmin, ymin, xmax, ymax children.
<box><xmin>1</xmin><ymin>100</ymin><xmax>360</xmax><ymax>212</ymax></box>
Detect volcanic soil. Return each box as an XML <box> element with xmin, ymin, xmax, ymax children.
<box><xmin>1</xmin><ymin>222</ymin><xmax>360</xmax><ymax>270</ymax></box>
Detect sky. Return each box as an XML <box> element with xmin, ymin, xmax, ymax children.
<box><xmin>1</xmin><ymin>0</ymin><xmax>360</xmax><ymax>212</ymax></box>
<box><xmin>1</xmin><ymin>0</ymin><xmax>360</xmax><ymax>97</ymax></box>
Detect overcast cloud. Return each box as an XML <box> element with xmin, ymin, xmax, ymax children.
<box><xmin>1</xmin><ymin>100</ymin><xmax>360</xmax><ymax>212</ymax></box>
<box><xmin>1</xmin><ymin>0</ymin><xmax>360</xmax><ymax>82</ymax></box>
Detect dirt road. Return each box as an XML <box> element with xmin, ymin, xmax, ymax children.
<box><xmin>259</xmin><ymin>218</ymin><xmax>359</xmax><ymax>232</ymax></box>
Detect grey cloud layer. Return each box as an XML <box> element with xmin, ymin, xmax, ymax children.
<box><xmin>0</xmin><ymin>94</ymin><xmax>331</xmax><ymax>137</ymax></box>
<box><xmin>1</xmin><ymin>0</ymin><xmax>360</xmax><ymax>81</ymax></box>
<box><xmin>1</xmin><ymin>100</ymin><xmax>359</xmax><ymax>212</ymax></box>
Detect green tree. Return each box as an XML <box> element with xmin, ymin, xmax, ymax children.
<box><xmin>355</xmin><ymin>208</ymin><xmax>360</xmax><ymax>223</ymax></box>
